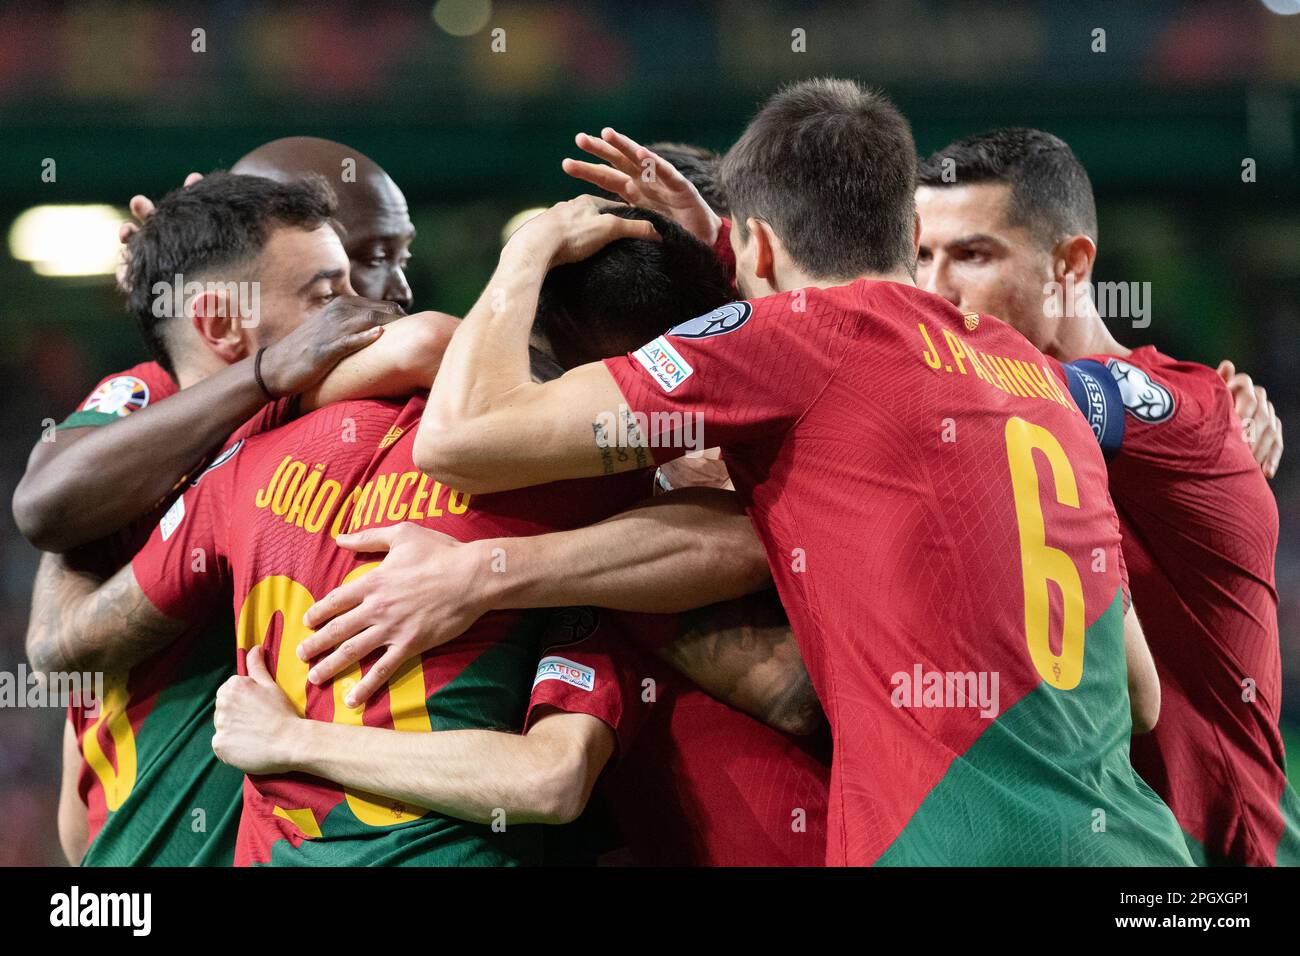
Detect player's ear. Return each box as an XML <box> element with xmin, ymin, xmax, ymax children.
<box><xmin>189</xmin><ymin>289</ymin><xmax>248</xmax><ymax>365</ymax></box>
<box><xmin>1054</xmin><ymin>234</ymin><xmax>1096</xmax><ymax>287</ymax></box>
<box><xmin>749</xmin><ymin>217</ymin><xmax>777</xmax><ymax>285</ymax></box>
<box><xmin>911</xmin><ymin>210</ymin><xmax>922</xmax><ymax>260</ymax></box>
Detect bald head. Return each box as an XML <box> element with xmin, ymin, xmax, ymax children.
<box><xmin>233</xmin><ymin>137</ymin><xmax>414</xmax><ymax>309</ymax></box>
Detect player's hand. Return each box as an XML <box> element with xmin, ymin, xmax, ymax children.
<box><xmin>562</xmin><ymin>127</ymin><xmax>722</xmax><ymax>246</ymax></box>
<box><xmin>257</xmin><ymin>295</ymin><xmax>402</xmax><ymax>398</ymax></box>
<box><xmin>508</xmin><ymin>195</ymin><xmax>660</xmax><ymax>268</ymax></box>
<box><xmin>298</xmin><ymin>524</ymin><xmax>499</xmax><ymax>707</ymax></box>
<box><xmin>1218</xmin><ymin>360</ymin><xmax>1283</xmax><ymax>478</ymax></box>
<box><xmin>116</xmin><ymin>172</ymin><xmax>204</xmax><ymax>293</ymax></box>
<box><xmin>212</xmin><ymin>645</ymin><xmax>302</xmax><ymax>775</ymax></box>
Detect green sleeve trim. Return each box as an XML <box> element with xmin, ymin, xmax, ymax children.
<box><xmin>57</xmin><ymin>410</ymin><xmax>122</xmax><ymax>430</ymax></box>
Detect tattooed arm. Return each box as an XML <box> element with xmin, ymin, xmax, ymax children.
<box><xmin>659</xmin><ymin>588</ymin><xmax>824</xmax><ymax>736</ymax></box>
<box><xmin>25</xmin><ymin>551</ymin><xmax>186</xmax><ymax>676</ymax></box>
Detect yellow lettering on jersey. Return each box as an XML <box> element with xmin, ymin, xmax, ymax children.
<box><xmin>386</xmin><ymin>472</ymin><xmax>416</xmax><ymax>522</ymax></box>
<box><xmin>918</xmin><ymin>322</ymin><xmax>943</xmax><ymax>370</ymax></box>
<box><xmin>1005</xmin><ymin>417</ymin><xmax>1086</xmax><ymax>690</ymax></box>
<box><xmin>254</xmin><ymin>456</ymin><xmax>292</xmax><ymax>509</ymax></box>
<box><xmin>941</xmin><ymin>328</ymin><xmax>969</xmax><ymax>375</ymax></box>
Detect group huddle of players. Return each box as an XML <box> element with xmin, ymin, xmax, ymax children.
<box><xmin>16</xmin><ymin>77</ymin><xmax>1298</xmax><ymax>867</ymax></box>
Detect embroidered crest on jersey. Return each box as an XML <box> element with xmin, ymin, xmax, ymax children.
<box><xmin>963</xmin><ymin>311</ymin><xmax>980</xmax><ymax>331</ymax></box>
<box><xmin>667</xmin><ymin>301</ymin><xmax>753</xmax><ymax>339</ymax></box>
<box><xmin>1107</xmin><ymin>359</ymin><xmax>1174</xmax><ymax>423</ymax></box>
<box><xmin>379</xmin><ymin>425</ymin><xmax>404</xmax><ymax>449</ymax></box>
<box><xmin>533</xmin><ymin>656</ymin><xmax>596</xmax><ymax>693</ymax></box>
<box><xmin>83</xmin><ymin>375</ymin><xmax>150</xmax><ymax>417</ymax></box>
<box><xmin>635</xmin><ymin>337</ymin><xmax>694</xmax><ymax>393</ymax></box>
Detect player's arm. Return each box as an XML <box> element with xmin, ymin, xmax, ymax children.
<box><xmin>1125</xmin><ymin>602</ymin><xmax>1160</xmax><ymax>734</ymax></box>
<box><xmin>12</xmin><ymin>297</ymin><xmax>394</xmax><ymax>553</ymax></box>
<box><xmin>57</xmin><ymin>719</ymin><xmax>88</xmax><ymax>866</ymax></box>
<box><xmin>299</xmin><ymin>310</ymin><xmax>460</xmax><ymax>412</ymax></box>
<box><xmin>25</xmin><ymin>556</ymin><xmax>187</xmax><ymax>676</ymax></box>
<box><xmin>213</xmin><ymin>648</ymin><xmax>612</xmax><ymax>825</ymax></box>
<box><xmin>659</xmin><ymin>590</ymin><xmax>824</xmax><ymax>736</ymax></box>
<box><xmin>415</xmin><ymin>197</ymin><xmax>664</xmax><ymax>493</ymax></box>
<box><xmin>298</xmin><ymin>487</ymin><xmax>773</xmax><ymax>707</ymax></box>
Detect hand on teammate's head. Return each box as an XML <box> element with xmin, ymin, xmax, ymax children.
<box><xmin>115</xmin><ymin>171</ymin><xmax>205</xmax><ymax>293</ymax></box>
<box><xmin>561</xmin><ymin>127</ymin><xmax>721</xmax><ymax>247</ymax></box>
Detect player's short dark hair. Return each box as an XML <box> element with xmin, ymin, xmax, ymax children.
<box><xmin>917</xmin><ymin>128</ymin><xmax>1098</xmax><ymax>247</ymax></box>
<box><xmin>124</xmin><ymin>171</ymin><xmax>337</xmax><ymax>376</ymax></box>
<box><xmin>718</xmin><ymin>78</ymin><xmax>918</xmax><ymax>280</ymax></box>
<box><xmin>535</xmin><ymin>207</ymin><xmax>733</xmax><ymax>369</ymax></box>
<box><xmin>646</xmin><ymin>142</ymin><xmax>727</xmax><ymax>215</ymax></box>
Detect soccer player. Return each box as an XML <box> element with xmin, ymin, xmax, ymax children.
<box><xmin>19</xmin><ymin>169</ymin><xmax>447</xmax><ymax>865</ymax></box>
<box><xmin>301</xmin><ymin>216</ymin><xmax>831</xmax><ymax>863</ymax></box>
<box><xmin>29</xmin><ymin>205</ymin><xmax>778</xmax><ymax>865</ymax></box>
<box><xmin>914</xmin><ymin>127</ymin><xmax>1298</xmax><ymax>865</ymax></box>
<box><xmin>410</xmin><ymin>78</ymin><xmax>1195</xmax><ymax>865</ymax></box>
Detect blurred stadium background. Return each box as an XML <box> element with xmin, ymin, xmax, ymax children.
<box><xmin>1</xmin><ymin>0</ymin><xmax>1298</xmax><ymax>864</ymax></box>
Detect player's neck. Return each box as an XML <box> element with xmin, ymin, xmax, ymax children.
<box><xmin>782</xmin><ymin>266</ymin><xmax>916</xmax><ymax>294</ymax></box>
<box><xmin>1046</xmin><ymin>297</ymin><xmax>1131</xmax><ymax>363</ymax></box>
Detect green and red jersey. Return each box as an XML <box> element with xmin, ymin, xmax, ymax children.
<box><xmin>131</xmin><ymin>394</ymin><xmax>651</xmax><ymax>866</ymax></box>
<box><xmin>60</xmin><ymin>362</ymin><xmax>246</xmax><ymax>866</ymax></box>
<box><xmin>1073</xmin><ymin>347</ymin><xmax>1300</xmax><ymax>865</ymax></box>
<box><xmin>605</xmin><ymin>280</ymin><xmax>1193</xmax><ymax>866</ymax></box>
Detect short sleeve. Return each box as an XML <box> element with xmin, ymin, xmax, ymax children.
<box><xmin>524</xmin><ymin>608</ymin><xmax>657</xmax><ymax>757</ymax></box>
<box><xmin>58</xmin><ymin>362</ymin><xmax>178</xmax><ymax>430</ymax></box>
<box><xmin>1080</xmin><ymin>351</ymin><xmax>1230</xmax><ymax>471</ymax></box>
<box><xmin>602</xmin><ymin>289</ymin><xmax>847</xmax><ymax>462</ymax></box>
<box><xmin>130</xmin><ymin>440</ymin><xmax>240</xmax><ymax>622</ymax></box>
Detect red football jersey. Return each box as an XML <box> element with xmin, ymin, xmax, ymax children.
<box><xmin>605</xmin><ymin>280</ymin><xmax>1192</xmax><ymax>866</ymax></box>
<box><xmin>1079</xmin><ymin>346</ymin><xmax>1298</xmax><ymax>865</ymax></box>
<box><xmin>531</xmin><ymin>609</ymin><xmax>831</xmax><ymax>865</ymax></box>
<box><xmin>132</xmin><ymin>395</ymin><xmax>652</xmax><ymax>866</ymax></box>
<box><xmin>59</xmin><ymin>361</ymin><xmax>275</xmax><ymax>866</ymax></box>
<box><xmin>613</xmin><ymin>617</ymin><xmax>830</xmax><ymax>866</ymax></box>
<box><xmin>523</xmin><ymin>606</ymin><xmax>651</xmax><ymax>757</ymax></box>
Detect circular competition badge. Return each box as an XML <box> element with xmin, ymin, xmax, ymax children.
<box><xmin>83</xmin><ymin>375</ymin><xmax>151</xmax><ymax>417</ymax></box>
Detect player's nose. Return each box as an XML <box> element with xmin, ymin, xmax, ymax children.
<box><xmin>386</xmin><ymin>269</ymin><xmax>413</xmax><ymax>312</ymax></box>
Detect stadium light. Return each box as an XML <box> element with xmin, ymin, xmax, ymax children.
<box><xmin>8</xmin><ymin>204</ymin><xmax>124</xmax><ymax>277</ymax></box>
<box><xmin>432</xmin><ymin>0</ymin><xmax>493</xmax><ymax>36</ymax></box>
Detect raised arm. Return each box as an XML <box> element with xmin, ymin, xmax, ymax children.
<box><xmin>297</xmin><ymin>487</ymin><xmax>772</xmax><ymax>707</ymax></box>
<box><xmin>13</xmin><ymin>297</ymin><xmax>395</xmax><ymax>552</ymax></box>
<box><xmin>213</xmin><ymin>647</ymin><xmax>612</xmax><ymax>825</ymax></box>
<box><xmin>25</xmin><ymin>553</ymin><xmax>187</xmax><ymax>676</ymax></box>
<box><xmin>416</xmin><ymin>197</ymin><xmax>662</xmax><ymax>493</ymax></box>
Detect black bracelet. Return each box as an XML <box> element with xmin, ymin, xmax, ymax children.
<box><xmin>253</xmin><ymin>347</ymin><xmax>277</xmax><ymax>401</ymax></box>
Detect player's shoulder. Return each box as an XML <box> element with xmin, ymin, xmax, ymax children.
<box><xmin>1090</xmin><ymin>346</ymin><xmax>1228</xmax><ymax>427</ymax></box>
<box><xmin>65</xmin><ymin>360</ymin><xmax>177</xmax><ymax>425</ymax></box>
